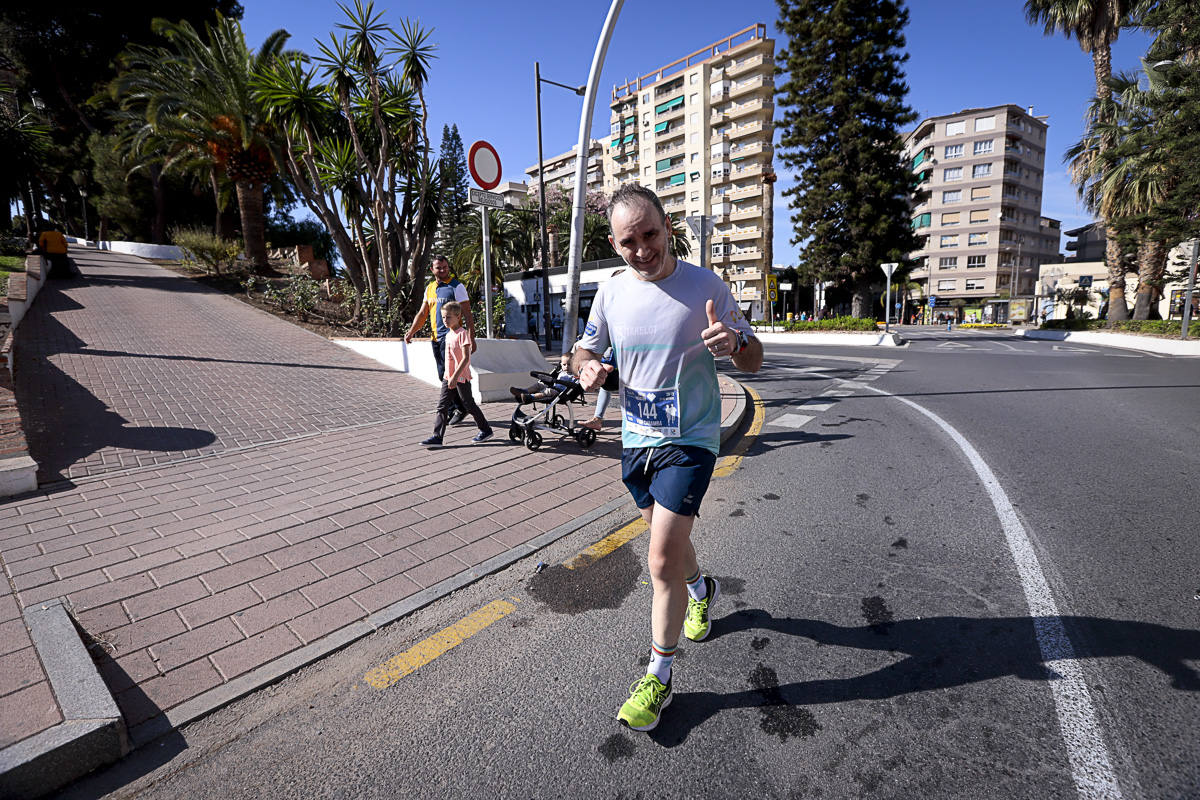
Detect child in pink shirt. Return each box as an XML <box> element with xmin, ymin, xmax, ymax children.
<box><xmin>421</xmin><ymin>301</ymin><xmax>493</xmax><ymax>447</ymax></box>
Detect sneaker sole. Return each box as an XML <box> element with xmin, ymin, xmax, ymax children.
<box><xmin>618</xmin><ymin>691</ymin><xmax>673</xmax><ymax>732</ymax></box>
<box><xmin>685</xmin><ymin>578</ymin><xmax>721</xmax><ymax>642</ymax></box>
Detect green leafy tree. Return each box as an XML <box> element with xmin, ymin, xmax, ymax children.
<box><xmin>775</xmin><ymin>0</ymin><xmax>921</xmax><ymax>318</ymax></box>
<box><xmin>254</xmin><ymin>1</ymin><xmax>440</xmax><ymax>329</ymax></box>
<box><xmin>112</xmin><ymin>14</ymin><xmax>290</xmax><ymax>270</ymax></box>
<box><xmin>1025</xmin><ymin>0</ymin><xmax>1139</xmax><ymax>319</ymax></box>
<box><xmin>436</xmin><ymin>123</ymin><xmax>469</xmax><ymax>251</ymax></box>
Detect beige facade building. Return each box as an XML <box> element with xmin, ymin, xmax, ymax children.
<box><xmin>523</xmin><ymin>141</ymin><xmax>605</xmax><ymax>199</ymax></box>
<box><xmin>904</xmin><ymin>105</ymin><xmax>1058</xmax><ymax>322</ymax></box>
<box><xmin>602</xmin><ymin>24</ymin><xmax>776</xmax><ymax>318</ymax></box>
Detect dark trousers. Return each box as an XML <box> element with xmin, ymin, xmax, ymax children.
<box><xmin>431</xmin><ymin>338</ymin><xmax>465</xmax><ymax>415</ymax></box>
<box><xmin>433</xmin><ymin>381</ymin><xmax>491</xmax><ymax>439</ymax></box>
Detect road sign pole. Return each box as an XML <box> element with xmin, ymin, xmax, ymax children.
<box><xmin>481</xmin><ymin>207</ymin><xmax>494</xmax><ymax>339</ymax></box>
<box><xmin>1182</xmin><ymin>239</ymin><xmax>1198</xmax><ymax>340</ymax></box>
<box><xmin>880</xmin><ymin>262</ymin><xmax>898</xmax><ymax>334</ymax></box>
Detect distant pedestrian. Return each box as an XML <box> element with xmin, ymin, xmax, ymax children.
<box><xmin>36</xmin><ymin>225</ymin><xmax>74</xmax><ymax>279</ymax></box>
<box><xmin>421</xmin><ymin>301</ymin><xmax>493</xmax><ymax>448</ymax></box>
<box><xmin>405</xmin><ymin>255</ymin><xmax>472</xmax><ymax>425</ymax></box>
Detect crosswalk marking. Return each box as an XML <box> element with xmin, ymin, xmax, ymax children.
<box><xmin>769</xmin><ymin>413</ymin><xmax>814</xmax><ymax>428</ymax></box>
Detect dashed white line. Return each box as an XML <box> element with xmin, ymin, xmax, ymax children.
<box><xmin>768</xmin><ymin>413</ymin><xmax>814</xmax><ymax>428</ymax></box>
<box><xmin>847</xmin><ymin>379</ymin><xmax>1123</xmax><ymax>800</ymax></box>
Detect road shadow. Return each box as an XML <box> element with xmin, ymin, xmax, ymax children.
<box><xmin>649</xmin><ymin>609</ymin><xmax>1200</xmax><ymax>746</ymax></box>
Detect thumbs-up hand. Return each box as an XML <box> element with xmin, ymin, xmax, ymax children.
<box><xmin>701</xmin><ymin>298</ymin><xmax>737</xmax><ymax>358</ymax></box>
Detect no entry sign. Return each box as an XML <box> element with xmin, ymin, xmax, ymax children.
<box><xmin>468</xmin><ymin>140</ymin><xmax>501</xmax><ymax>190</ymax></box>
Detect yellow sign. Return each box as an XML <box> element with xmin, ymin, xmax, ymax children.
<box><xmin>767</xmin><ymin>274</ymin><xmax>778</xmax><ymax>301</ymax></box>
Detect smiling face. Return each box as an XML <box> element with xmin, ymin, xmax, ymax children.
<box><xmin>608</xmin><ymin>198</ymin><xmax>676</xmax><ymax>282</ymax></box>
<box><xmin>431</xmin><ymin>257</ymin><xmax>451</xmax><ymax>284</ymax></box>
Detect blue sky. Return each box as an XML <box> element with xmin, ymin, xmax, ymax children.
<box><xmin>241</xmin><ymin>0</ymin><xmax>1155</xmax><ymax>262</ymax></box>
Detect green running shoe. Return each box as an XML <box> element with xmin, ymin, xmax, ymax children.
<box><xmin>684</xmin><ymin>576</ymin><xmax>721</xmax><ymax>641</ymax></box>
<box><xmin>617</xmin><ymin>673</ymin><xmax>672</xmax><ymax>731</ymax></box>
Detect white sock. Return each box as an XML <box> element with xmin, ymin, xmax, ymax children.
<box><xmin>686</xmin><ymin>569</ymin><xmax>707</xmax><ymax>602</ymax></box>
<box><xmin>647</xmin><ymin>642</ymin><xmax>676</xmax><ymax>684</ymax></box>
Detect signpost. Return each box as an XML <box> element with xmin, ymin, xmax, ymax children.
<box><xmin>880</xmin><ymin>262</ymin><xmax>898</xmax><ymax>333</ymax></box>
<box><xmin>1180</xmin><ymin>239</ymin><xmax>1199</xmax><ymax>340</ymax></box>
<box><xmin>468</xmin><ymin>141</ymin><xmax>502</xmax><ymax>338</ymax></box>
<box><xmin>928</xmin><ymin>294</ymin><xmax>936</xmax><ymax>325</ymax></box>
<box><xmin>686</xmin><ymin>215</ymin><xmax>715</xmax><ymax>271</ymax></box>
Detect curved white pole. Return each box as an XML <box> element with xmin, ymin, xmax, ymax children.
<box><xmin>562</xmin><ymin>0</ymin><xmax>624</xmax><ymax>355</ymax></box>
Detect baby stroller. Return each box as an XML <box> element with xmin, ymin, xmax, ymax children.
<box><xmin>509</xmin><ymin>366</ymin><xmax>598</xmax><ymax>451</ymax></box>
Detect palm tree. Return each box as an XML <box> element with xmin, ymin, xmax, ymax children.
<box><xmin>666</xmin><ymin>212</ymin><xmax>692</xmax><ymax>259</ymax></box>
<box><xmin>1025</xmin><ymin>0</ymin><xmax>1140</xmax><ymax>319</ymax></box>
<box><xmin>113</xmin><ymin>13</ymin><xmax>290</xmax><ymax>272</ymax></box>
<box><xmin>0</xmin><ymin>87</ymin><xmax>51</xmax><ymax>239</ymax></box>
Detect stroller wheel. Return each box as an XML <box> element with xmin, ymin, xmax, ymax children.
<box><xmin>574</xmin><ymin>428</ymin><xmax>597</xmax><ymax>449</ymax></box>
<box><xmin>525</xmin><ymin>429</ymin><xmax>543</xmax><ymax>451</ymax></box>
<box><xmin>509</xmin><ymin>424</ymin><xmax>523</xmax><ymax>443</ymax></box>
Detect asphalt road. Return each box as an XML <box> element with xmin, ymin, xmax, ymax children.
<box><xmin>65</xmin><ymin>326</ymin><xmax>1200</xmax><ymax>800</ymax></box>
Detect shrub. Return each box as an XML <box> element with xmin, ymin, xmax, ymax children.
<box><xmin>170</xmin><ymin>226</ymin><xmax>241</xmax><ymax>276</ymax></box>
<box><xmin>1041</xmin><ymin>318</ymin><xmax>1200</xmax><ymax>337</ymax></box>
<box><xmin>751</xmin><ymin>315</ymin><xmax>879</xmax><ymax>332</ymax></box>
<box><xmin>265</xmin><ymin>216</ymin><xmax>338</xmax><ymax>267</ymax></box>
<box><xmin>333</xmin><ymin>280</ymin><xmax>407</xmax><ymax>337</ymax></box>
<box><xmin>245</xmin><ymin>274</ymin><xmax>323</xmax><ymax>321</ymax></box>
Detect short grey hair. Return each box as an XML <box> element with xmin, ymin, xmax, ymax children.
<box><xmin>608</xmin><ymin>183</ymin><xmax>667</xmax><ymax>225</ymax></box>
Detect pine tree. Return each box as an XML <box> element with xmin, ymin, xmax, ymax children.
<box><xmin>775</xmin><ymin>0</ymin><xmax>921</xmax><ymax>317</ymax></box>
<box><xmin>436</xmin><ymin>123</ymin><xmax>470</xmax><ymax>253</ymax></box>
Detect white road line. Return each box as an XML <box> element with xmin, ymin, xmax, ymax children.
<box><xmin>768</xmin><ymin>413</ymin><xmax>814</xmax><ymax>428</ymax></box>
<box><xmin>799</xmin><ymin>402</ymin><xmax>835</xmax><ymax>412</ymax></box>
<box><xmin>847</xmin><ymin>380</ymin><xmax>1123</xmax><ymax>800</ymax></box>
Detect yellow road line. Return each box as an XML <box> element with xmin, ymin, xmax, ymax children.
<box><xmin>364</xmin><ymin>597</ymin><xmax>520</xmax><ymax>689</ymax></box>
<box><xmin>563</xmin><ymin>518</ymin><xmax>648</xmax><ymax>570</ymax></box>
<box><xmin>713</xmin><ymin>385</ymin><xmax>765</xmax><ymax>478</ymax></box>
<box><xmin>363</xmin><ymin>386</ymin><xmax>766</xmax><ymax>688</ymax></box>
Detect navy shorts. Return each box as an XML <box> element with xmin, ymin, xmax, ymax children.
<box><xmin>621</xmin><ymin>445</ymin><xmax>717</xmax><ymax>518</ymax></box>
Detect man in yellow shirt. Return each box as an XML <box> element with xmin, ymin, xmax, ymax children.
<box><xmin>404</xmin><ymin>255</ymin><xmax>476</xmax><ymax>424</ymax></box>
<box><xmin>36</xmin><ymin>225</ymin><xmax>74</xmax><ymax>279</ymax></box>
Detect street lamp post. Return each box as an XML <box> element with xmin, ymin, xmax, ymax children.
<box><xmin>79</xmin><ymin>186</ymin><xmax>89</xmax><ymax>243</ymax></box>
<box><xmin>534</xmin><ymin>62</ymin><xmax>585</xmax><ymax>352</ymax></box>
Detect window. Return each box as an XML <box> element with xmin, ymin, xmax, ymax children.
<box><xmin>690</xmin><ymin>193</ymin><xmax>699</xmax><ymax>202</ymax></box>
<box><xmin>966</xmin><ymin>255</ymin><xmax>986</xmax><ymax>268</ymax></box>
<box><xmin>941</xmin><ymin>212</ymin><xmax>961</xmax><ymax>226</ymax></box>
<box><xmin>965</xmin><ymin>278</ymin><xmax>986</xmax><ymax>290</ymax></box>
<box><xmin>690</xmin><ymin>93</ymin><xmax>698</xmax><ymax>106</ymax></box>
<box><xmin>974</xmin><ymin>139</ymin><xmax>994</xmax><ymax>155</ymax></box>
<box><xmin>971</xmin><ymin>186</ymin><xmax>992</xmax><ymax>200</ymax></box>
<box><xmin>690</xmin><ymin>153</ymin><xmax>698</xmax><ymax>163</ymax></box>
<box><xmin>689</xmin><ymin>171</ymin><xmax>700</xmax><ymax>182</ymax></box>
<box><xmin>940</xmin><ymin>235</ymin><xmax>959</xmax><ymax>248</ymax></box>
<box><xmin>938</xmin><ymin>257</ymin><xmax>958</xmax><ymax>269</ymax></box>
<box><xmin>969</xmin><ymin>210</ymin><xmax>989</xmax><ymax>224</ymax></box>
<box><xmin>938</xmin><ymin>279</ymin><xmax>956</xmax><ymax>291</ymax></box>
<box><xmin>944</xmin><ymin>144</ymin><xmax>963</xmax><ymax>159</ymax></box>
<box><xmin>975</xmin><ymin>116</ymin><xmax>996</xmax><ymax>132</ymax></box>
<box><xmin>972</xmin><ymin>163</ymin><xmax>992</xmax><ymax>178</ymax></box>
<box><xmin>643</xmin><ymin>113</ymin><xmax>650</xmax><ymax>126</ymax></box>
<box><xmin>690</xmin><ymin>73</ymin><xmax>699</xmax><ymax>85</ymax></box>
<box><xmin>968</xmin><ymin>233</ymin><xmax>988</xmax><ymax>246</ymax></box>
<box><xmin>943</xmin><ymin>167</ymin><xmax>963</xmax><ymax>181</ymax></box>
<box><xmin>690</xmin><ymin>112</ymin><xmax>700</xmax><ymax>125</ymax></box>
<box><xmin>912</xmin><ymin>213</ymin><xmax>931</xmax><ymax>229</ymax></box>
<box><xmin>690</xmin><ymin>133</ymin><xmax>699</xmax><ymax>144</ymax></box>
<box><xmin>642</xmin><ymin>93</ymin><xmax>649</xmax><ymax>103</ymax></box>
<box><xmin>942</xmin><ymin>190</ymin><xmax>962</xmax><ymax>203</ymax></box>
<box><xmin>946</xmin><ymin>121</ymin><xmax>965</xmax><ymax>136</ymax></box>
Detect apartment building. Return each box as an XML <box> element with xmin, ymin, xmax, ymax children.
<box><xmin>523</xmin><ymin>140</ymin><xmax>605</xmax><ymax>199</ymax></box>
<box><xmin>904</xmin><ymin>105</ymin><xmax>1055</xmax><ymax>323</ymax></box>
<box><xmin>603</xmin><ymin>24</ymin><xmax>776</xmax><ymax>318</ymax></box>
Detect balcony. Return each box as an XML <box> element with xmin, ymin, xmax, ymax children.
<box><xmin>729</xmin><ymin>74</ymin><xmax>767</xmax><ymax>98</ymax></box>
<box><xmin>711</xmin><ymin>169</ymin><xmax>731</xmax><ymax>185</ymax></box>
<box><xmin>728</xmin><ymin>226</ymin><xmax>759</xmax><ymax>241</ymax></box>
<box><xmin>733</xmin><ymin>287</ymin><xmax>762</xmax><ymax>301</ymax></box>
<box><xmin>727</xmin><ymin>98</ymin><xmax>771</xmax><ymax>121</ymax></box>
<box><xmin>730</xmin><ymin>247</ymin><xmax>760</xmax><ymax>262</ymax></box>
<box><xmin>655</xmin><ymin>142</ymin><xmax>684</xmax><ymax>158</ymax></box>
<box><xmin>657</xmin><ymin>179</ymin><xmax>686</xmax><ymax>197</ymax></box>
<box><xmin>730</xmin><ymin>205</ymin><xmax>762</xmax><ymax>221</ymax></box>
<box><xmin>728</xmin><ymin>184</ymin><xmax>759</xmax><ymax>200</ymax></box>
<box><xmin>733</xmin><ymin>161</ymin><xmax>763</xmax><ymax>178</ymax></box>
<box><xmin>730</xmin><ymin>141</ymin><xmax>766</xmax><ymax>159</ymax></box>
<box><xmin>726</xmin><ymin>53</ymin><xmax>766</xmax><ymax>77</ymax></box>
<box><xmin>730</xmin><ymin>267</ymin><xmax>763</xmax><ymax>281</ymax></box>
<box><xmin>729</xmin><ymin>120</ymin><xmax>764</xmax><ymax>140</ymax></box>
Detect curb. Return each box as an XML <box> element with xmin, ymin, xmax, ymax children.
<box><xmin>1014</xmin><ymin>328</ymin><xmax>1200</xmax><ymax>356</ymax></box>
<box><xmin>753</xmin><ymin>331</ymin><xmax>906</xmax><ymax>347</ymax></box>
<box><xmin>0</xmin><ymin>600</ymin><xmax>129</xmax><ymax>799</ymax></box>
<box><xmin>13</xmin><ymin>378</ymin><xmax>754</xmax><ymax>785</ymax></box>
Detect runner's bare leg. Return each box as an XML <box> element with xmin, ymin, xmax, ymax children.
<box><xmin>641</xmin><ymin>504</ymin><xmax>700</xmax><ymax>652</ymax></box>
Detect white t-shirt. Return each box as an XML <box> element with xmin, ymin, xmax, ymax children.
<box><xmin>578</xmin><ymin>260</ymin><xmax>753</xmax><ymax>454</ymax></box>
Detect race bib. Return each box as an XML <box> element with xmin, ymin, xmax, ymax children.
<box><xmin>622</xmin><ymin>386</ymin><xmax>680</xmax><ymax>438</ymax></box>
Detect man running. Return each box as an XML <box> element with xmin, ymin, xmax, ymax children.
<box><xmin>573</xmin><ymin>184</ymin><xmax>763</xmax><ymax>731</ymax></box>
<box><xmin>405</xmin><ymin>255</ymin><xmax>475</xmax><ymax>424</ymax></box>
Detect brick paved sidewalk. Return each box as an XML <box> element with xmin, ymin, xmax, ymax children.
<box><xmin>0</xmin><ymin>249</ymin><xmax>746</xmax><ymax>763</ymax></box>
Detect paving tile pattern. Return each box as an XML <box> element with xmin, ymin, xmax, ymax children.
<box><xmin>0</xmin><ymin>248</ymin><xmax>635</xmax><ymax>748</ymax></box>
<box><xmin>13</xmin><ymin>251</ymin><xmax>430</xmax><ymax>483</ymax></box>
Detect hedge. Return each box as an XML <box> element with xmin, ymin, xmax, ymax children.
<box><xmin>1041</xmin><ymin>318</ymin><xmax>1200</xmax><ymax>337</ymax></box>
<box><xmin>750</xmin><ymin>316</ymin><xmax>879</xmax><ymax>332</ymax></box>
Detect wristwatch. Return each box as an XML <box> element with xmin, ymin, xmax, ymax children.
<box><xmin>734</xmin><ymin>329</ymin><xmax>749</xmax><ymax>354</ymax></box>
